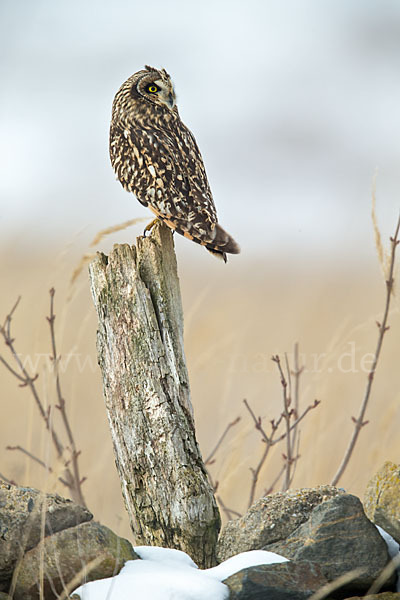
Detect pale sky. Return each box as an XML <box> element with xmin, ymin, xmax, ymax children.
<box><xmin>1</xmin><ymin>0</ymin><xmax>400</xmax><ymax>260</ymax></box>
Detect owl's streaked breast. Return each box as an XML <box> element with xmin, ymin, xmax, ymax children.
<box><xmin>109</xmin><ymin>65</ymin><xmax>240</xmax><ymax>261</ymax></box>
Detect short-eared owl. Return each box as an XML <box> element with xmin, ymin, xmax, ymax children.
<box><xmin>109</xmin><ymin>65</ymin><xmax>240</xmax><ymax>262</ymax></box>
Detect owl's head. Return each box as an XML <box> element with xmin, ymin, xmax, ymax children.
<box><xmin>112</xmin><ymin>65</ymin><xmax>177</xmax><ymax>123</ymax></box>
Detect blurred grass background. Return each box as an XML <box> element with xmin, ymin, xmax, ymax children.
<box><xmin>1</xmin><ymin>0</ymin><xmax>400</xmax><ymax>541</ymax></box>
<box><xmin>1</xmin><ymin>225</ymin><xmax>399</xmax><ymax>539</ymax></box>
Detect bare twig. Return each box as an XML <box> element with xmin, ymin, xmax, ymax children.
<box><xmin>288</xmin><ymin>345</ymin><xmax>303</xmax><ymax>488</ymax></box>
<box><xmin>309</xmin><ymin>568</ymin><xmax>365</xmax><ymax>600</ymax></box>
<box><xmin>244</xmin><ymin>400</ymin><xmax>280</xmax><ymax>508</ymax></box>
<box><xmin>70</xmin><ymin>217</ymin><xmax>148</xmax><ymax>285</ymax></box>
<box><xmin>331</xmin><ymin>215</ymin><xmax>400</xmax><ymax>486</ymax></box>
<box><xmin>263</xmin><ymin>464</ymin><xmax>286</xmax><ymax>496</ymax></box>
<box><xmin>290</xmin><ymin>343</ymin><xmax>303</xmax><ymax>452</ymax></box>
<box><xmin>244</xmin><ymin>392</ymin><xmax>319</xmax><ymax>507</ymax></box>
<box><xmin>272</xmin><ymin>355</ymin><xmax>293</xmax><ymax>491</ymax></box>
<box><xmin>284</xmin><ymin>352</ymin><xmax>292</xmax><ymax>410</ymax></box>
<box><xmin>57</xmin><ymin>555</ymin><xmax>107</xmax><ymax>600</ymax></box>
<box><xmin>0</xmin><ymin>291</ymin><xmax>87</xmax><ymax>506</ymax></box>
<box><xmin>7</xmin><ymin>445</ymin><xmax>52</xmax><ymax>471</ymax></box>
<box><xmin>47</xmin><ymin>288</ymin><xmax>86</xmax><ymax>506</ymax></box>
<box><xmin>0</xmin><ymin>298</ymin><xmax>52</xmax><ymax>432</ymax></box>
<box><xmin>203</xmin><ymin>418</ymin><xmax>241</xmax><ymax>519</ymax></box>
<box><xmin>216</xmin><ymin>495</ymin><xmax>242</xmax><ymax>521</ymax></box>
<box><xmin>272</xmin><ymin>401</ymin><xmax>320</xmax><ymax>445</ymax></box>
<box><xmin>6</xmin><ymin>445</ymin><xmax>69</xmax><ymax>487</ymax></box>
<box><xmin>289</xmin><ymin>431</ymin><xmax>301</xmax><ymax>488</ymax></box>
<box><xmin>205</xmin><ymin>417</ymin><xmax>241</xmax><ymax>465</ymax></box>
<box><xmin>248</xmin><ymin>439</ymin><xmax>274</xmax><ymax>509</ymax></box>
<box><xmin>0</xmin><ymin>472</ymin><xmax>16</xmax><ymax>485</ymax></box>
<box><xmin>243</xmin><ymin>345</ymin><xmax>319</xmax><ymax>504</ymax></box>
<box><xmin>243</xmin><ymin>398</ymin><xmax>278</xmax><ymax>443</ymax></box>
<box><xmin>366</xmin><ymin>552</ymin><xmax>400</xmax><ymax>595</ymax></box>
<box><xmin>0</xmin><ymin>355</ymin><xmax>27</xmax><ymax>382</ymax></box>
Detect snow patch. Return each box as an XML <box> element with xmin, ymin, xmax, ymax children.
<box><xmin>376</xmin><ymin>525</ymin><xmax>400</xmax><ymax>592</ymax></box>
<box><xmin>205</xmin><ymin>549</ymin><xmax>289</xmax><ymax>581</ymax></box>
<box><xmin>72</xmin><ymin>545</ymin><xmax>288</xmax><ymax>599</ymax></box>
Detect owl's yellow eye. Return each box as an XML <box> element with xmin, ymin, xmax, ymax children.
<box><xmin>146</xmin><ymin>84</ymin><xmax>159</xmax><ymax>93</ymax></box>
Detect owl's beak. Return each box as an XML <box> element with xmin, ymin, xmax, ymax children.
<box><xmin>166</xmin><ymin>92</ymin><xmax>175</xmax><ymax>109</ymax></box>
<box><xmin>160</xmin><ymin>91</ymin><xmax>175</xmax><ymax>110</ymax></box>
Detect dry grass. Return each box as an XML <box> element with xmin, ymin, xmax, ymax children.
<box><xmin>70</xmin><ymin>217</ymin><xmax>147</xmax><ymax>286</ymax></box>
<box><xmin>1</xmin><ymin>233</ymin><xmax>399</xmax><ymax>540</ymax></box>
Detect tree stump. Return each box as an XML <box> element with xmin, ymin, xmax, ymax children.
<box><xmin>89</xmin><ymin>222</ymin><xmax>220</xmax><ymax>567</ymax></box>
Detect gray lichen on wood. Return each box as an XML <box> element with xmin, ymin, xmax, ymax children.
<box><xmin>89</xmin><ymin>222</ymin><xmax>220</xmax><ymax>567</ymax></box>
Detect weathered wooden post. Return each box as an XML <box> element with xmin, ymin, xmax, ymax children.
<box><xmin>89</xmin><ymin>222</ymin><xmax>220</xmax><ymax>567</ymax></box>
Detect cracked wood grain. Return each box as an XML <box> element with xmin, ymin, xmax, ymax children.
<box><xmin>89</xmin><ymin>221</ymin><xmax>220</xmax><ymax>567</ymax></box>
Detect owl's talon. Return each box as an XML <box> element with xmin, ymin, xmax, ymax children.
<box><xmin>143</xmin><ymin>218</ymin><xmax>158</xmax><ymax>237</ymax></box>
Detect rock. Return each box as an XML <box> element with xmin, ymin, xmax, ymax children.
<box><xmin>224</xmin><ymin>560</ymin><xmax>328</xmax><ymax>600</ymax></box>
<box><xmin>364</xmin><ymin>462</ymin><xmax>400</xmax><ymax>543</ymax></box>
<box><xmin>12</xmin><ymin>521</ymin><xmax>138</xmax><ymax>600</ymax></box>
<box><xmin>217</xmin><ymin>485</ymin><xmax>343</xmax><ymax>562</ymax></box>
<box><xmin>265</xmin><ymin>494</ymin><xmax>393</xmax><ymax>591</ymax></box>
<box><xmin>0</xmin><ymin>480</ymin><xmax>92</xmax><ymax>588</ymax></box>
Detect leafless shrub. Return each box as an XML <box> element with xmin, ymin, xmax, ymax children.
<box><xmin>0</xmin><ymin>289</ymin><xmax>86</xmax><ymax>507</ymax></box>
<box><xmin>245</xmin><ymin>346</ymin><xmax>320</xmax><ymax>508</ymax></box>
<box><xmin>205</xmin><ymin>214</ymin><xmax>400</xmax><ymax>517</ymax></box>
<box><xmin>331</xmin><ymin>214</ymin><xmax>400</xmax><ymax>486</ymax></box>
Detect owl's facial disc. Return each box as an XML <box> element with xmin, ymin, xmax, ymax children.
<box><xmin>138</xmin><ymin>73</ymin><xmax>176</xmax><ymax>110</ymax></box>
<box><xmin>153</xmin><ymin>79</ymin><xmax>176</xmax><ymax>109</ymax></box>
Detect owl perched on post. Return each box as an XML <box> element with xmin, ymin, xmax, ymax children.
<box><xmin>109</xmin><ymin>65</ymin><xmax>240</xmax><ymax>262</ymax></box>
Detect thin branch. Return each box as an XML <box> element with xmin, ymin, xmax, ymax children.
<box><xmin>7</xmin><ymin>445</ymin><xmax>51</xmax><ymax>471</ymax></box>
<box><xmin>0</xmin><ymin>355</ymin><xmax>27</xmax><ymax>382</ymax></box>
<box><xmin>216</xmin><ymin>495</ymin><xmax>242</xmax><ymax>521</ymax></box>
<box><xmin>272</xmin><ymin>400</ymin><xmax>320</xmax><ymax>446</ymax></box>
<box><xmin>0</xmin><ymin>291</ymin><xmax>87</xmax><ymax>506</ymax></box>
<box><xmin>2</xmin><ymin>295</ymin><xmax>21</xmax><ymax>328</ymax></box>
<box><xmin>290</xmin><ymin>343</ymin><xmax>303</xmax><ymax>452</ymax></box>
<box><xmin>204</xmin><ymin>417</ymin><xmax>241</xmax><ymax>465</ymax></box>
<box><xmin>244</xmin><ymin>400</ymin><xmax>280</xmax><ymax>508</ymax></box>
<box><xmin>0</xmin><ymin>304</ymin><xmax>49</xmax><ymax>429</ymax></box>
<box><xmin>289</xmin><ymin>431</ymin><xmax>301</xmax><ymax>487</ymax></box>
<box><xmin>57</xmin><ymin>556</ymin><xmax>107</xmax><ymax>600</ymax></box>
<box><xmin>243</xmin><ymin>398</ymin><xmax>280</xmax><ymax>508</ymax></box>
<box><xmin>244</xmin><ymin>394</ymin><xmax>320</xmax><ymax>507</ymax></box>
<box><xmin>309</xmin><ymin>568</ymin><xmax>365</xmax><ymax>600</ymax></box>
<box><xmin>203</xmin><ymin>417</ymin><xmax>241</xmax><ymax>522</ymax></box>
<box><xmin>263</xmin><ymin>464</ymin><xmax>286</xmax><ymax>496</ymax></box>
<box><xmin>285</xmin><ymin>352</ymin><xmax>292</xmax><ymax>410</ymax></box>
<box><xmin>247</xmin><ymin>439</ymin><xmax>275</xmax><ymax>508</ymax></box>
<box><xmin>331</xmin><ymin>215</ymin><xmax>400</xmax><ymax>486</ymax></box>
<box><xmin>243</xmin><ymin>398</ymin><xmax>275</xmax><ymax>443</ymax></box>
<box><xmin>6</xmin><ymin>445</ymin><xmax>69</xmax><ymax>487</ymax></box>
<box><xmin>47</xmin><ymin>288</ymin><xmax>86</xmax><ymax>506</ymax></box>
<box><xmin>366</xmin><ymin>553</ymin><xmax>400</xmax><ymax>596</ymax></box>
<box><xmin>272</xmin><ymin>355</ymin><xmax>293</xmax><ymax>491</ymax></box>
<box><xmin>0</xmin><ymin>299</ymin><xmax>64</xmax><ymax>457</ymax></box>
<box><xmin>202</xmin><ymin>416</ymin><xmax>242</xmax><ymax>522</ymax></box>
<box><xmin>0</xmin><ymin>472</ymin><xmax>16</xmax><ymax>485</ymax></box>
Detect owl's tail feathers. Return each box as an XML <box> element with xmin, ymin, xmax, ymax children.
<box><xmin>206</xmin><ymin>224</ymin><xmax>240</xmax><ymax>263</ymax></box>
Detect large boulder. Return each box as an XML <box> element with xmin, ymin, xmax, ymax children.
<box><xmin>224</xmin><ymin>560</ymin><xmax>328</xmax><ymax>600</ymax></box>
<box><xmin>265</xmin><ymin>494</ymin><xmax>393</xmax><ymax>591</ymax></box>
<box><xmin>0</xmin><ymin>480</ymin><xmax>92</xmax><ymax>589</ymax></box>
<box><xmin>12</xmin><ymin>520</ymin><xmax>137</xmax><ymax>600</ymax></box>
<box><xmin>364</xmin><ymin>462</ymin><xmax>400</xmax><ymax>544</ymax></box>
<box><xmin>218</xmin><ymin>487</ymin><xmax>394</xmax><ymax>594</ymax></box>
<box><xmin>217</xmin><ymin>485</ymin><xmax>344</xmax><ymax>561</ymax></box>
